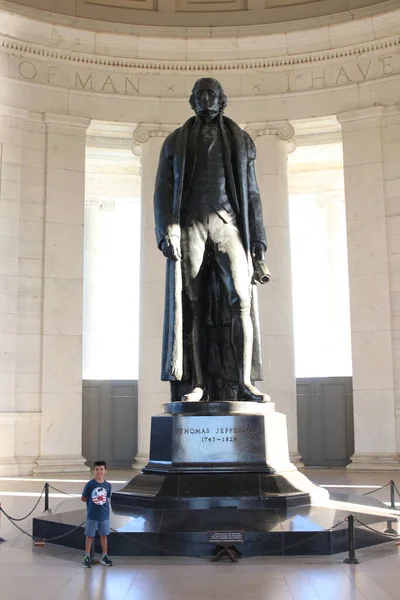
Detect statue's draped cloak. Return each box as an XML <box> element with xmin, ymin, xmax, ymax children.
<box><xmin>154</xmin><ymin>115</ymin><xmax>267</xmax><ymax>383</ymax></box>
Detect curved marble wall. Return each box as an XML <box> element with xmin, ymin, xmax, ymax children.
<box><xmin>0</xmin><ymin>1</ymin><xmax>400</xmax><ymax>473</ymax></box>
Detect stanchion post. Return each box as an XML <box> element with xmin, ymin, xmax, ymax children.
<box><xmin>343</xmin><ymin>515</ymin><xmax>360</xmax><ymax>564</ymax></box>
<box><xmin>384</xmin><ymin>519</ymin><xmax>398</xmax><ymax>535</ymax></box>
<box><xmin>384</xmin><ymin>480</ymin><xmax>399</xmax><ymax>535</ymax></box>
<box><xmin>44</xmin><ymin>483</ymin><xmax>49</xmax><ymax>512</ymax></box>
<box><xmin>390</xmin><ymin>480</ymin><xmax>396</xmax><ymax>510</ymax></box>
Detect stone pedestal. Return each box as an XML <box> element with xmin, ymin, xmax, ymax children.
<box><xmin>114</xmin><ymin>401</ymin><xmax>328</xmax><ymax>510</ymax></box>
<box><xmin>149</xmin><ymin>401</ymin><xmax>290</xmax><ymax>473</ymax></box>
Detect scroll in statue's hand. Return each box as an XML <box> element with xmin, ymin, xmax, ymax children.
<box><xmin>253</xmin><ymin>260</ymin><xmax>271</xmax><ymax>284</ymax></box>
<box><xmin>161</xmin><ymin>236</ymin><xmax>182</xmax><ymax>261</ymax></box>
<box><xmin>251</xmin><ymin>242</ymin><xmax>271</xmax><ymax>284</ymax></box>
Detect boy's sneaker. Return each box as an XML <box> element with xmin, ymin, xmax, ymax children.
<box><xmin>101</xmin><ymin>554</ymin><xmax>113</xmax><ymax>567</ymax></box>
<box><xmin>83</xmin><ymin>556</ymin><xmax>92</xmax><ymax>568</ymax></box>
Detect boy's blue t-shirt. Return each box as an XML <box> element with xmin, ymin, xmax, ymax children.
<box><xmin>82</xmin><ymin>479</ymin><xmax>112</xmax><ymax>521</ymax></box>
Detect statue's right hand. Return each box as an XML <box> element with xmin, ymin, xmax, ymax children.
<box><xmin>161</xmin><ymin>237</ymin><xmax>182</xmax><ymax>261</ymax></box>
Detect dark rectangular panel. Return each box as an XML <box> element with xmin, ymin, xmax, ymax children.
<box><xmin>99</xmin><ymin>381</ymin><xmax>113</xmax><ymax>463</ymax></box>
<box><xmin>296</xmin><ymin>382</ymin><xmax>311</xmax><ymax>462</ymax></box>
<box><xmin>321</xmin><ymin>382</ymin><xmax>347</xmax><ymax>463</ymax></box>
<box><xmin>82</xmin><ymin>380</ymin><xmax>138</xmax><ymax>468</ymax></box>
<box><xmin>112</xmin><ymin>384</ymin><xmax>137</xmax><ymax>467</ymax></box>
<box><xmin>82</xmin><ymin>384</ymin><xmax>100</xmax><ymax>465</ymax></box>
<box><xmin>309</xmin><ymin>379</ymin><xmax>322</xmax><ymax>466</ymax></box>
<box><xmin>345</xmin><ymin>380</ymin><xmax>355</xmax><ymax>459</ymax></box>
<box><xmin>296</xmin><ymin>377</ymin><xmax>353</xmax><ymax>467</ymax></box>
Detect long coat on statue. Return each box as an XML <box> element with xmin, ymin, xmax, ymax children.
<box><xmin>154</xmin><ymin>115</ymin><xmax>267</xmax><ymax>385</ymax></box>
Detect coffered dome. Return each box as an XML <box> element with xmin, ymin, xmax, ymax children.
<box><xmin>4</xmin><ymin>0</ymin><xmax>394</xmax><ymax>29</ymax></box>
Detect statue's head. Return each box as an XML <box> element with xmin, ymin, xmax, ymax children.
<box><xmin>189</xmin><ymin>78</ymin><xmax>227</xmax><ymax>118</ymax></box>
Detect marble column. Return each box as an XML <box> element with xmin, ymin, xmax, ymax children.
<box><xmin>246</xmin><ymin>122</ymin><xmax>302</xmax><ymax>465</ymax></box>
<box><xmin>380</xmin><ymin>105</ymin><xmax>400</xmax><ymax>465</ymax></box>
<box><xmin>337</xmin><ymin>107</ymin><xmax>400</xmax><ymax>470</ymax></box>
<box><xmin>34</xmin><ymin>114</ymin><xmax>90</xmax><ymax>473</ymax></box>
<box><xmin>132</xmin><ymin>123</ymin><xmax>177</xmax><ymax>467</ymax></box>
<box><xmin>0</xmin><ymin>106</ymin><xmax>45</xmax><ymax>476</ymax></box>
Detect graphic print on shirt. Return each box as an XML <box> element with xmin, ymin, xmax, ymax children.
<box><xmin>91</xmin><ymin>487</ymin><xmax>107</xmax><ymax>505</ymax></box>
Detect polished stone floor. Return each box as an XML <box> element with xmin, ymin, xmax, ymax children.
<box><xmin>2</xmin><ymin>468</ymin><xmax>400</xmax><ymax>599</ymax></box>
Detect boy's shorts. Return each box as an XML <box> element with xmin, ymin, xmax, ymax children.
<box><xmin>85</xmin><ymin>519</ymin><xmax>110</xmax><ymax>537</ymax></box>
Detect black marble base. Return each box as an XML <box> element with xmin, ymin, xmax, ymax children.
<box><xmin>32</xmin><ymin>493</ymin><xmax>397</xmax><ymax>557</ymax></box>
<box><xmin>112</xmin><ymin>472</ymin><xmax>311</xmax><ymax>510</ymax></box>
<box><xmin>32</xmin><ymin>402</ymin><xmax>399</xmax><ymax>557</ymax></box>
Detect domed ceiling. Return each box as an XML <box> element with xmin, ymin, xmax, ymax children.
<box><xmin>3</xmin><ymin>0</ymin><xmax>392</xmax><ymax>28</ymax></box>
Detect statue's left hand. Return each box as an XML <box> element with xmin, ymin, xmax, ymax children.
<box><xmin>161</xmin><ymin>236</ymin><xmax>182</xmax><ymax>261</ymax></box>
<box><xmin>251</xmin><ymin>242</ymin><xmax>265</xmax><ymax>262</ymax></box>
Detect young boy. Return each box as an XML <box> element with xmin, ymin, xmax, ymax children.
<box><xmin>81</xmin><ymin>460</ymin><xmax>113</xmax><ymax>568</ymax></box>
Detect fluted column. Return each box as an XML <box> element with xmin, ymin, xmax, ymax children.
<box><xmin>383</xmin><ymin>105</ymin><xmax>400</xmax><ymax>467</ymax></box>
<box><xmin>132</xmin><ymin>123</ymin><xmax>178</xmax><ymax>467</ymax></box>
<box><xmin>337</xmin><ymin>107</ymin><xmax>399</xmax><ymax>470</ymax></box>
<box><xmin>246</xmin><ymin>121</ymin><xmax>301</xmax><ymax>465</ymax></box>
<box><xmin>0</xmin><ymin>107</ymin><xmax>46</xmax><ymax>475</ymax></box>
<box><xmin>35</xmin><ymin>114</ymin><xmax>90</xmax><ymax>473</ymax></box>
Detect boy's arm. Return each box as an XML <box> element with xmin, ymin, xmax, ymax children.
<box><xmin>81</xmin><ymin>482</ymin><xmax>89</xmax><ymax>503</ymax></box>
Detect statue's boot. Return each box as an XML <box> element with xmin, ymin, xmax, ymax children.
<box><xmin>238</xmin><ymin>383</ymin><xmax>269</xmax><ymax>403</ymax></box>
<box><xmin>182</xmin><ymin>387</ymin><xmax>204</xmax><ymax>402</ymax></box>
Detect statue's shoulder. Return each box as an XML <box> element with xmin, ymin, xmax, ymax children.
<box><xmin>223</xmin><ymin>116</ymin><xmax>256</xmax><ymax>160</ymax></box>
<box><xmin>162</xmin><ymin>128</ymin><xmax>180</xmax><ymax>157</ymax></box>
<box><xmin>243</xmin><ymin>130</ymin><xmax>257</xmax><ymax>160</ymax></box>
<box><xmin>162</xmin><ymin>118</ymin><xmax>195</xmax><ymax>157</ymax></box>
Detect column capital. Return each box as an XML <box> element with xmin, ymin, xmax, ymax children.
<box><xmin>44</xmin><ymin>113</ymin><xmax>91</xmax><ymax>133</ymax></box>
<box><xmin>245</xmin><ymin>121</ymin><xmax>295</xmax><ymax>142</ymax></box>
<box><xmin>132</xmin><ymin>122</ymin><xmax>179</xmax><ymax>156</ymax></box>
<box><xmin>246</xmin><ymin>121</ymin><xmax>296</xmax><ymax>153</ymax></box>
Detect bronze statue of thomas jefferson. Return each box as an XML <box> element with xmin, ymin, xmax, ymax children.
<box><xmin>154</xmin><ymin>78</ymin><xmax>269</xmax><ymax>402</ymax></box>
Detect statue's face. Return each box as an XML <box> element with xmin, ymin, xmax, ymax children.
<box><xmin>193</xmin><ymin>82</ymin><xmax>220</xmax><ymax>118</ymax></box>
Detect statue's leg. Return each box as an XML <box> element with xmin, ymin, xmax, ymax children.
<box><xmin>184</xmin><ymin>313</ymin><xmax>205</xmax><ymax>401</ymax></box>
<box><xmin>211</xmin><ymin>217</ymin><xmax>267</xmax><ymax>402</ymax></box>
<box><xmin>180</xmin><ymin>222</ymin><xmax>207</xmax><ymax>402</ymax></box>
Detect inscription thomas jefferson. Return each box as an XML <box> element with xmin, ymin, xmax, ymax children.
<box><xmin>177</xmin><ymin>427</ymin><xmax>259</xmax><ymax>435</ymax></box>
